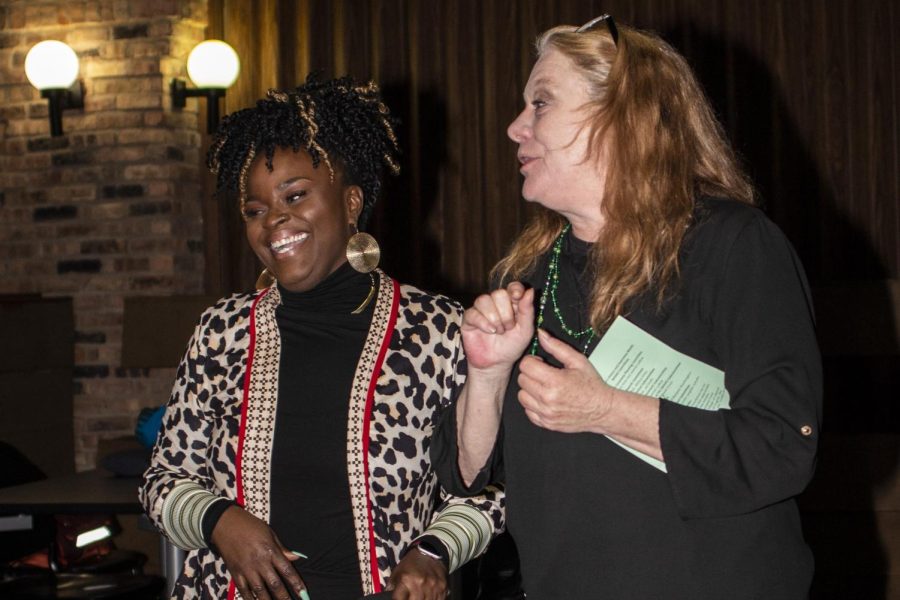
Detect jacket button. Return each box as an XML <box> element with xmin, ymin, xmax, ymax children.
<box><xmin>800</xmin><ymin>425</ymin><xmax>813</xmax><ymax>436</ymax></box>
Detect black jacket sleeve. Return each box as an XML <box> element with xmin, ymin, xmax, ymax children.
<box><xmin>431</xmin><ymin>382</ymin><xmax>506</xmax><ymax>497</ymax></box>
<box><xmin>660</xmin><ymin>206</ymin><xmax>822</xmax><ymax>518</ymax></box>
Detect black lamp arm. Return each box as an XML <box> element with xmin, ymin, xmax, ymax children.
<box><xmin>40</xmin><ymin>81</ymin><xmax>84</xmax><ymax>137</ymax></box>
<box><xmin>171</xmin><ymin>78</ymin><xmax>226</xmax><ymax>134</ymax></box>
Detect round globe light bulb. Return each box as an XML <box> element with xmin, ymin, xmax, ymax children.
<box><xmin>186</xmin><ymin>40</ymin><xmax>240</xmax><ymax>89</ymax></box>
<box><xmin>25</xmin><ymin>40</ymin><xmax>80</xmax><ymax>90</ymax></box>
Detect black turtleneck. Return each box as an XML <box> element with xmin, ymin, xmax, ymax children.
<box><xmin>269</xmin><ymin>261</ymin><xmax>377</xmax><ymax>599</ymax></box>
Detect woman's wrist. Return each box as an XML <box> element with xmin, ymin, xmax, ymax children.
<box><xmin>587</xmin><ymin>388</ymin><xmax>664</xmax><ymax>460</ymax></box>
<box><xmin>585</xmin><ymin>384</ymin><xmax>617</xmax><ymax>435</ymax></box>
<box><xmin>467</xmin><ymin>363</ymin><xmax>515</xmax><ymax>384</ymax></box>
<box><xmin>202</xmin><ymin>498</ymin><xmax>237</xmax><ymax>548</ymax></box>
<box><xmin>408</xmin><ymin>535</ymin><xmax>450</xmax><ymax>570</ymax></box>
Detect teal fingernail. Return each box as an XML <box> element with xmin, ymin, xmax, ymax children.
<box><xmin>291</xmin><ymin>550</ymin><xmax>308</xmax><ymax>558</ymax></box>
<box><xmin>299</xmin><ymin>589</ymin><xmax>310</xmax><ymax>600</ymax></box>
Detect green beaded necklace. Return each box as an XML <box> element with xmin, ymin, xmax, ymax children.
<box><xmin>529</xmin><ymin>224</ymin><xmax>596</xmax><ymax>355</ymax></box>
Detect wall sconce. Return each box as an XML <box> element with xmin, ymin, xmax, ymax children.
<box><xmin>24</xmin><ymin>40</ymin><xmax>84</xmax><ymax>137</ymax></box>
<box><xmin>171</xmin><ymin>40</ymin><xmax>240</xmax><ymax>134</ymax></box>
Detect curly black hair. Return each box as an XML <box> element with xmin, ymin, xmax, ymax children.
<box><xmin>207</xmin><ymin>74</ymin><xmax>400</xmax><ymax>228</ymax></box>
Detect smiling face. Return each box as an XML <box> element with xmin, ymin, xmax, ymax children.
<box><xmin>507</xmin><ymin>48</ymin><xmax>608</xmax><ymax>239</ymax></box>
<box><xmin>243</xmin><ymin>147</ymin><xmax>362</xmax><ymax>292</ymax></box>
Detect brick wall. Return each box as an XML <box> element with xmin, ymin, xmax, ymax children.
<box><xmin>0</xmin><ymin>0</ymin><xmax>209</xmax><ymax>470</ymax></box>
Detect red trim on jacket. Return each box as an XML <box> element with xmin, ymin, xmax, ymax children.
<box><xmin>362</xmin><ymin>278</ymin><xmax>400</xmax><ymax>591</ymax></box>
<box><xmin>229</xmin><ymin>288</ymin><xmax>268</xmax><ymax>600</ymax></box>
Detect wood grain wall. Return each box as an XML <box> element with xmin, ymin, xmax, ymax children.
<box><xmin>195</xmin><ymin>4</ymin><xmax>898</xmax><ymax>591</ymax></box>
<box><xmin>203</xmin><ymin>0</ymin><xmax>898</xmax><ymax>295</ymax></box>
<box><xmin>201</xmin><ymin>0</ymin><xmax>899</xmax><ymax>433</ymax></box>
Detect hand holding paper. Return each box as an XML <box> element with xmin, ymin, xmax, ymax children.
<box><xmin>517</xmin><ymin>328</ymin><xmax>613</xmax><ymax>433</ymax></box>
<box><xmin>587</xmin><ymin>316</ymin><xmax>730</xmax><ymax>471</ymax></box>
<box><xmin>519</xmin><ymin>328</ymin><xmax>664</xmax><ymax>466</ymax></box>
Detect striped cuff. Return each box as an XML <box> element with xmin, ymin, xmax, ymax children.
<box><xmin>419</xmin><ymin>503</ymin><xmax>493</xmax><ymax>573</ymax></box>
<box><xmin>161</xmin><ymin>481</ymin><xmax>222</xmax><ymax>550</ymax></box>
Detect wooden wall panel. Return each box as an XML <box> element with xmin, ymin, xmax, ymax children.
<box><xmin>202</xmin><ymin>0</ymin><xmax>898</xmax><ymax>283</ymax></box>
<box><xmin>202</xmin><ymin>2</ymin><xmax>899</xmax><ymax>423</ymax></box>
<box><xmin>220</xmin><ymin>0</ymin><xmax>898</xmax><ymax>290</ymax></box>
<box><xmin>195</xmin><ymin>5</ymin><xmax>899</xmax><ymax>590</ymax></box>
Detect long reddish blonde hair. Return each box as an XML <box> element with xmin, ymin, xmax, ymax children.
<box><xmin>493</xmin><ymin>22</ymin><xmax>754</xmax><ymax>332</ymax></box>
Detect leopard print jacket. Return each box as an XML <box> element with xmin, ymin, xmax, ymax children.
<box><xmin>140</xmin><ymin>271</ymin><xmax>505</xmax><ymax>598</ymax></box>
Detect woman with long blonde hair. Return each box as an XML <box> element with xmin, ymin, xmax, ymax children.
<box><xmin>433</xmin><ymin>16</ymin><xmax>821</xmax><ymax>599</ymax></box>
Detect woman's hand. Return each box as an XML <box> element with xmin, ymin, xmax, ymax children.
<box><xmin>386</xmin><ymin>548</ymin><xmax>448</xmax><ymax>600</ymax></box>
<box><xmin>211</xmin><ymin>505</ymin><xmax>306</xmax><ymax>600</ymax></box>
<box><xmin>462</xmin><ymin>283</ymin><xmax>535</xmax><ymax>375</ymax></box>
<box><xmin>517</xmin><ymin>328</ymin><xmax>613</xmax><ymax>433</ymax></box>
<box><xmin>519</xmin><ymin>329</ymin><xmax>664</xmax><ymax>459</ymax></box>
<box><xmin>455</xmin><ymin>283</ymin><xmax>534</xmax><ymax>484</ymax></box>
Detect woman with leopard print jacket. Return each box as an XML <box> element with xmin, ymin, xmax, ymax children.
<box><xmin>139</xmin><ymin>77</ymin><xmax>504</xmax><ymax>600</ymax></box>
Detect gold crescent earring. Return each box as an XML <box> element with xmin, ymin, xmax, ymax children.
<box><xmin>256</xmin><ymin>268</ymin><xmax>276</xmax><ymax>289</ymax></box>
<box><xmin>345</xmin><ymin>224</ymin><xmax>380</xmax><ymax>273</ymax></box>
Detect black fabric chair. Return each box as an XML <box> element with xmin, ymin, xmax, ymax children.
<box><xmin>474</xmin><ymin>532</ymin><xmax>526</xmax><ymax>600</ymax></box>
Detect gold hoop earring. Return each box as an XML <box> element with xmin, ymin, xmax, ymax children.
<box><xmin>256</xmin><ymin>268</ymin><xmax>276</xmax><ymax>290</ymax></box>
<box><xmin>346</xmin><ymin>225</ymin><xmax>380</xmax><ymax>273</ymax></box>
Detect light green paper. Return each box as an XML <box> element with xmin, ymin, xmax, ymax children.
<box><xmin>588</xmin><ymin>316</ymin><xmax>730</xmax><ymax>472</ymax></box>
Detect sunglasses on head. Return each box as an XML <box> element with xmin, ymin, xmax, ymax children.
<box><xmin>576</xmin><ymin>14</ymin><xmax>619</xmax><ymax>46</ymax></box>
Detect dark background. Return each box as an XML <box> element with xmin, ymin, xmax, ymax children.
<box><xmin>204</xmin><ymin>0</ymin><xmax>899</xmax><ymax>430</ymax></box>
<box><xmin>199</xmin><ymin>2</ymin><xmax>898</xmax><ymax>597</ymax></box>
